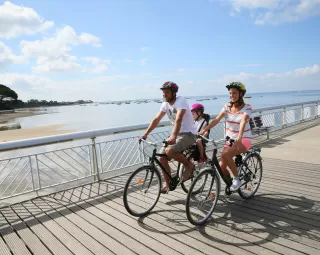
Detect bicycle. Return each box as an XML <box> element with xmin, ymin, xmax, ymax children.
<box><xmin>123</xmin><ymin>138</ymin><xmax>204</xmax><ymax>217</ymax></box>
<box><xmin>185</xmin><ymin>135</ymin><xmax>263</xmax><ymax>225</ymax></box>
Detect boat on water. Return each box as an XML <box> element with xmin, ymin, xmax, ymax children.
<box><xmin>244</xmin><ymin>96</ymin><xmax>252</xmax><ymax>98</ymax></box>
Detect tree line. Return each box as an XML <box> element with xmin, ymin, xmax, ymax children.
<box><xmin>0</xmin><ymin>84</ymin><xmax>92</xmax><ymax>110</ymax></box>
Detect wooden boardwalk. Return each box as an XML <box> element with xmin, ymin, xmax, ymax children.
<box><xmin>0</xmin><ymin>122</ymin><xmax>320</xmax><ymax>255</ymax></box>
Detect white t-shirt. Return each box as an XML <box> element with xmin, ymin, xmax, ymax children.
<box><xmin>195</xmin><ymin>118</ymin><xmax>208</xmax><ymax>133</ymax></box>
<box><xmin>160</xmin><ymin>96</ymin><xmax>197</xmax><ymax>134</ymax></box>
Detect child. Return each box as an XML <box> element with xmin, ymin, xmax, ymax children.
<box><xmin>191</xmin><ymin>103</ymin><xmax>210</xmax><ymax>164</ymax></box>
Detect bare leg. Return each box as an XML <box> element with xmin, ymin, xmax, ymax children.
<box><xmin>159</xmin><ymin>156</ymin><xmax>171</xmax><ymax>189</ymax></box>
<box><xmin>166</xmin><ymin>147</ymin><xmax>194</xmax><ymax>181</ymax></box>
<box><xmin>196</xmin><ymin>139</ymin><xmax>204</xmax><ymax>158</ymax></box>
<box><xmin>221</xmin><ymin>143</ymin><xmax>247</xmax><ymax>177</ymax></box>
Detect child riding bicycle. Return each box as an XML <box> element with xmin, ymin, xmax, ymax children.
<box><xmin>191</xmin><ymin>103</ymin><xmax>210</xmax><ymax>164</ymax></box>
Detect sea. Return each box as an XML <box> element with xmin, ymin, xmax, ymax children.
<box><xmin>11</xmin><ymin>89</ymin><xmax>320</xmax><ymax>132</ymax></box>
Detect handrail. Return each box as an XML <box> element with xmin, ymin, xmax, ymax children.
<box><xmin>0</xmin><ymin>100</ymin><xmax>319</xmax><ymax>152</ymax></box>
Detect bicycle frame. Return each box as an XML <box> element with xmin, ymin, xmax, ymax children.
<box><xmin>202</xmin><ymin>135</ymin><xmax>262</xmax><ymax>190</ymax></box>
<box><xmin>140</xmin><ymin>139</ymin><xmax>195</xmax><ymax>190</ymax></box>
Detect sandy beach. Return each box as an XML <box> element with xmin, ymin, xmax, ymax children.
<box><xmin>0</xmin><ymin>124</ymin><xmax>75</xmax><ymax>142</ymax></box>
<box><xmin>0</xmin><ymin>108</ymin><xmax>48</xmax><ymax>123</ymax></box>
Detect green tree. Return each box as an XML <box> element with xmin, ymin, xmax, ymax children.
<box><xmin>0</xmin><ymin>84</ymin><xmax>18</xmax><ymax>110</ymax></box>
<box><xmin>0</xmin><ymin>84</ymin><xmax>18</xmax><ymax>103</ymax></box>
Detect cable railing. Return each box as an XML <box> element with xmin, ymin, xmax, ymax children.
<box><xmin>0</xmin><ymin>100</ymin><xmax>319</xmax><ymax>203</ymax></box>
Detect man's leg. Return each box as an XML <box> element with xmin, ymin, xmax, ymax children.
<box><xmin>158</xmin><ymin>146</ymin><xmax>172</xmax><ymax>191</ymax></box>
<box><xmin>159</xmin><ymin>156</ymin><xmax>171</xmax><ymax>190</ymax></box>
<box><xmin>166</xmin><ymin>133</ymin><xmax>196</xmax><ymax>181</ymax></box>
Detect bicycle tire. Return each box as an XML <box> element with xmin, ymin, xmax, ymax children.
<box><xmin>186</xmin><ymin>168</ymin><xmax>220</xmax><ymax>225</ymax></box>
<box><xmin>238</xmin><ymin>153</ymin><xmax>263</xmax><ymax>199</ymax></box>
<box><xmin>123</xmin><ymin>165</ymin><xmax>161</xmax><ymax>217</ymax></box>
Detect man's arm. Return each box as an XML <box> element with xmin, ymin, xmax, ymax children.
<box><xmin>143</xmin><ymin>111</ymin><xmax>166</xmax><ymax>137</ymax></box>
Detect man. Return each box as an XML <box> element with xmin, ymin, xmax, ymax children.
<box><xmin>140</xmin><ymin>81</ymin><xmax>197</xmax><ymax>193</ymax></box>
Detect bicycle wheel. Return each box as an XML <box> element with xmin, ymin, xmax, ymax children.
<box><xmin>186</xmin><ymin>167</ymin><xmax>220</xmax><ymax>225</ymax></box>
<box><xmin>238</xmin><ymin>153</ymin><xmax>263</xmax><ymax>199</ymax></box>
<box><xmin>181</xmin><ymin>157</ymin><xmax>207</xmax><ymax>194</ymax></box>
<box><xmin>123</xmin><ymin>165</ymin><xmax>161</xmax><ymax>217</ymax></box>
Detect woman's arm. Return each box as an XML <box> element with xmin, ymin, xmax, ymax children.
<box><xmin>237</xmin><ymin>114</ymin><xmax>250</xmax><ymax>140</ymax></box>
<box><xmin>201</xmin><ymin>112</ymin><xmax>225</xmax><ymax>134</ymax></box>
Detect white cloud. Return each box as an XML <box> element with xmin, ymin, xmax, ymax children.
<box><xmin>140</xmin><ymin>58</ymin><xmax>148</xmax><ymax>66</ymax></box>
<box><xmin>0</xmin><ymin>42</ymin><xmax>25</xmax><ymax>68</ymax></box>
<box><xmin>2</xmin><ymin>64</ymin><xmax>319</xmax><ymax>101</ymax></box>
<box><xmin>207</xmin><ymin>64</ymin><xmax>320</xmax><ymax>93</ymax></box>
<box><xmin>0</xmin><ymin>1</ymin><xmax>54</xmax><ymax>38</ymax></box>
<box><xmin>140</xmin><ymin>46</ymin><xmax>150</xmax><ymax>52</ymax></box>
<box><xmin>32</xmin><ymin>55</ymin><xmax>81</xmax><ymax>73</ymax></box>
<box><xmin>20</xmin><ymin>25</ymin><xmax>102</xmax><ymax>72</ymax></box>
<box><xmin>177</xmin><ymin>68</ymin><xmax>185</xmax><ymax>73</ymax></box>
<box><xmin>227</xmin><ymin>0</ymin><xmax>286</xmax><ymax>12</ymax></box>
<box><xmin>124</xmin><ymin>59</ymin><xmax>132</xmax><ymax>64</ymax></box>
<box><xmin>83</xmin><ymin>57</ymin><xmax>111</xmax><ymax>73</ymax></box>
<box><xmin>20</xmin><ymin>25</ymin><xmax>101</xmax><ymax>57</ymax></box>
<box><xmin>226</xmin><ymin>0</ymin><xmax>320</xmax><ymax>25</ymax></box>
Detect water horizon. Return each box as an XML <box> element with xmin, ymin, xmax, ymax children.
<box><xmin>8</xmin><ymin>89</ymin><xmax>320</xmax><ymax>132</ymax></box>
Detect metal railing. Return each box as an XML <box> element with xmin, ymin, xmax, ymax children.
<box><xmin>0</xmin><ymin>100</ymin><xmax>319</xmax><ymax>202</ymax></box>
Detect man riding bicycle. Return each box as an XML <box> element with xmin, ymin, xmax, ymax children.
<box><xmin>140</xmin><ymin>81</ymin><xmax>197</xmax><ymax>193</ymax></box>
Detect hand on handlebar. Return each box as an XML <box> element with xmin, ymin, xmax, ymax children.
<box><xmin>138</xmin><ymin>134</ymin><xmax>147</xmax><ymax>143</ymax></box>
<box><xmin>167</xmin><ymin>135</ymin><xmax>176</xmax><ymax>145</ymax></box>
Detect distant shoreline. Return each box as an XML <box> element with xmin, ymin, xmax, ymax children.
<box><xmin>0</xmin><ymin>124</ymin><xmax>75</xmax><ymax>142</ymax></box>
<box><xmin>0</xmin><ymin>109</ymin><xmax>50</xmax><ymax>123</ymax></box>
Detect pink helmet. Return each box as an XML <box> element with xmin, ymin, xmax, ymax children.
<box><xmin>191</xmin><ymin>103</ymin><xmax>204</xmax><ymax>112</ymax></box>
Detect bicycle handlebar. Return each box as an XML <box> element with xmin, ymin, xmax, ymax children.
<box><xmin>138</xmin><ymin>138</ymin><xmax>167</xmax><ymax>147</ymax></box>
<box><xmin>196</xmin><ymin>134</ymin><xmax>225</xmax><ymax>148</ymax></box>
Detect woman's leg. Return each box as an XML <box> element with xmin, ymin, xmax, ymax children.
<box><xmin>221</xmin><ymin>142</ymin><xmax>248</xmax><ymax>191</ymax></box>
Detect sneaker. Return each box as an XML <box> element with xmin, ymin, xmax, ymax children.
<box><xmin>230</xmin><ymin>178</ymin><xmax>241</xmax><ymax>191</ymax></box>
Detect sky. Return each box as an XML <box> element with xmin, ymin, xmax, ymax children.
<box><xmin>1</xmin><ymin>0</ymin><xmax>320</xmax><ymax>101</ymax></box>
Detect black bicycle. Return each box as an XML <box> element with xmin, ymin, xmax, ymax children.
<box><xmin>123</xmin><ymin>138</ymin><xmax>203</xmax><ymax>217</ymax></box>
<box><xmin>185</xmin><ymin>135</ymin><xmax>263</xmax><ymax>225</ymax></box>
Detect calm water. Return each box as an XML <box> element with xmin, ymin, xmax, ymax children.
<box><xmin>14</xmin><ymin>90</ymin><xmax>320</xmax><ymax>132</ymax></box>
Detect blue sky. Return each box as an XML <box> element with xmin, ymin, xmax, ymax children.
<box><xmin>1</xmin><ymin>0</ymin><xmax>320</xmax><ymax>101</ymax></box>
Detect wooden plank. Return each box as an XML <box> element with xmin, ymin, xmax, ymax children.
<box><xmin>63</xmin><ymin>186</ymin><xmax>201</xmax><ymax>255</ymax></box>
<box><xmin>260</xmin><ymin>182</ymin><xmax>320</xmax><ymax>201</ymax></box>
<box><xmin>0</xmin><ymin>234</ymin><xmax>11</xmax><ymax>255</ymax></box>
<box><xmin>171</xmin><ymin>187</ymin><xmax>320</xmax><ymax>255</ymax></box>
<box><xmin>89</xmin><ymin>183</ymin><xmax>261</xmax><ymax>255</ymax></box>
<box><xmin>42</xmin><ymin>195</ymin><xmax>156</xmax><ymax>255</ymax></box>
<box><xmin>29</xmin><ymin>198</ymin><xmax>99</xmax><ymax>255</ymax></box>
<box><xmin>152</xmin><ymin>188</ymin><xmax>306</xmax><ymax>255</ymax></box>
<box><xmin>10</xmin><ymin>203</ymin><xmax>73</xmax><ymax>255</ymax></box>
<box><xmin>40</xmin><ymin>195</ymin><xmax>134</xmax><ymax>255</ymax></box>
<box><xmin>61</xmin><ymin>184</ymin><xmax>232</xmax><ymax>255</ymax></box>
<box><xmin>64</xmin><ymin>185</ymin><xmax>203</xmax><ymax>255</ymax></box>
<box><xmin>0</xmin><ymin>206</ymin><xmax>52</xmax><ymax>255</ymax></box>
<box><xmin>0</xmin><ymin>211</ymin><xmax>31</xmax><ymax>255</ymax></box>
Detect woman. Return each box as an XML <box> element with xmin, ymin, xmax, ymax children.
<box><xmin>201</xmin><ymin>82</ymin><xmax>252</xmax><ymax>191</ymax></box>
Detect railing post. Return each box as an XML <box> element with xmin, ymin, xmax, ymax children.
<box><xmin>315</xmin><ymin>102</ymin><xmax>318</xmax><ymax>119</ymax></box>
<box><xmin>28</xmin><ymin>156</ymin><xmax>36</xmax><ymax>195</ymax></box>
<box><xmin>91</xmin><ymin>137</ymin><xmax>100</xmax><ymax>181</ymax></box>
<box><xmin>301</xmin><ymin>104</ymin><xmax>304</xmax><ymax>122</ymax></box>
<box><xmin>35</xmin><ymin>155</ymin><xmax>41</xmax><ymax>191</ymax></box>
<box><xmin>282</xmin><ymin>107</ymin><xmax>286</xmax><ymax>128</ymax></box>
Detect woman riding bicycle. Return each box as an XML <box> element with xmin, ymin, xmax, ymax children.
<box><xmin>201</xmin><ymin>81</ymin><xmax>252</xmax><ymax>191</ymax></box>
